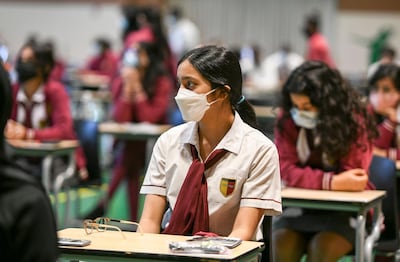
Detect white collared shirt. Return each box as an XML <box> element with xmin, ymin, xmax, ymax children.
<box><xmin>16</xmin><ymin>85</ymin><xmax>47</xmax><ymax>129</ymax></box>
<box><xmin>140</xmin><ymin>112</ymin><xmax>282</xmax><ymax>238</ymax></box>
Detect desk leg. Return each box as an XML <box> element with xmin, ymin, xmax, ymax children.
<box><xmin>364</xmin><ymin>203</ymin><xmax>383</xmax><ymax>262</ymax></box>
<box><xmin>355</xmin><ymin>211</ymin><xmax>367</xmax><ymax>262</ymax></box>
<box><xmin>42</xmin><ymin>155</ymin><xmax>54</xmax><ymax>194</ymax></box>
<box><xmin>53</xmin><ymin>152</ymin><xmax>76</xmax><ymax>227</ymax></box>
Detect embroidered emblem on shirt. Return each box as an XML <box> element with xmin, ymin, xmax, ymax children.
<box><xmin>220</xmin><ymin>178</ymin><xmax>236</xmax><ymax>197</ymax></box>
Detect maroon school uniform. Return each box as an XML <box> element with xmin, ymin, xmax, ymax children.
<box><xmin>86</xmin><ymin>50</ymin><xmax>119</xmax><ymax>80</ymax></box>
<box><xmin>274</xmin><ymin>113</ymin><xmax>375</xmax><ymax>190</ymax></box>
<box><xmin>10</xmin><ymin>81</ymin><xmax>86</xmax><ymax>171</ymax></box>
<box><xmin>109</xmin><ymin>74</ymin><xmax>173</xmax><ymax>220</ymax></box>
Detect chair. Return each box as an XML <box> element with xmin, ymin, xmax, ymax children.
<box><xmin>260</xmin><ymin>215</ymin><xmax>272</xmax><ymax>262</ymax></box>
<box><xmin>68</xmin><ymin>119</ymin><xmax>102</xmax><ymax>222</ymax></box>
<box><xmin>368</xmin><ymin>155</ymin><xmax>400</xmax><ymax>260</ymax></box>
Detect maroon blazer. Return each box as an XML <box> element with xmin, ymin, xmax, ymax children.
<box><xmin>274</xmin><ymin>112</ymin><xmax>375</xmax><ymax>190</ymax></box>
<box><xmin>10</xmin><ymin>81</ymin><xmax>86</xmax><ymax>170</ymax></box>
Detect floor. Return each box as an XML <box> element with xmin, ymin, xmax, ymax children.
<box><xmin>50</xmin><ymin>167</ymin><xmax>145</xmax><ymax>230</ymax></box>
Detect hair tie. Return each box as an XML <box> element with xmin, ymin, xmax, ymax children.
<box><xmin>237</xmin><ymin>95</ymin><xmax>245</xmax><ymax>105</ymax></box>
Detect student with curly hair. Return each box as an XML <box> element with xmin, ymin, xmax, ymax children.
<box><xmin>273</xmin><ymin>61</ymin><xmax>378</xmax><ymax>261</ymax></box>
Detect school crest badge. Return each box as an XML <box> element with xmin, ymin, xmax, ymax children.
<box><xmin>220</xmin><ymin>178</ymin><xmax>236</xmax><ymax>197</ymax></box>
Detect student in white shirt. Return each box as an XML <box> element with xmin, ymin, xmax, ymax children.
<box><xmin>139</xmin><ymin>45</ymin><xmax>282</xmax><ymax>241</ymax></box>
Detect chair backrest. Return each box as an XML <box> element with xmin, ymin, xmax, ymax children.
<box><xmin>73</xmin><ymin>119</ymin><xmax>101</xmax><ymax>185</ymax></box>
<box><xmin>368</xmin><ymin>155</ymin><xmax>399</xmax><ymax>251</ymax></box>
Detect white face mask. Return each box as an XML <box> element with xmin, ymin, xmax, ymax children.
<box><xmin>290</xmin><ymin>107</ymin><xmax>318</xmax><ymax>129</ymax></box>
<box><xmin>174</xmin><ymin>88</ymin><xmax>218</xmax><ymax>122</ymax></box>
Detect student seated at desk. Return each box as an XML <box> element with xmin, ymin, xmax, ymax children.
<box><xmin>4</xmin><ymin>40</ymin><xmax>87</xmax><ymax>182</ymax></box>
<box><xmin>84</xmin><ymin>40</ymin><xmax>174</xmax><ymax>221</ymax></box>
<box><xmin>139</xmin><ymin>45</ymin><xmax>282</xmax><ymax>240</ymax></box>
<box><xmin>0</xmin><ymin>59</ymin><xmax>58</xmax><ymax>262</ymax></box>
<box><xmin>367</xmin><ymin>64</ymin><xmax>400</xmax><ymax>166</ymax></box>
<box><xmin>273</xmin><ymin>61</ymin><xmax>378</xmax><ymax>261</ymax></box>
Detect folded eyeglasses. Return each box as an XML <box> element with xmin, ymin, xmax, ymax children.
<box><xmin>83</xmin><ymin>217</ymin><xmax>142</xmax><ymax>239</ymax></box>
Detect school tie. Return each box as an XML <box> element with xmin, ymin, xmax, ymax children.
<box><xmin>162</xmin><ymin>144</ymin><xmax>228</xmax><ymax>235</ymax></box>
<box><xmin>20</xmin><ymin>102</ymin><xmax>36</xmax><ymax>129</ymax></box>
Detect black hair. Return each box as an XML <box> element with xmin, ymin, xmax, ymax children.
<box><xmin>368</xmin><ymin>63</ymin><xmax>400</xmax><ymax>93</ymax></box>
<box><xmin>170</xmin><ymin>6</ymin><xmax>183</xmax><ymax>20</ymax></box>
<box><xmin>380</xmin><ymin>46</ymin><xmax>396</xmax><ymax>59</ymax></box>
<box><xmin>17</xmin><ymin>40</ymin><xmax>55</xmax><ymax>82</ymax></box>
<box><xmin>0</xmin><ymin>60</ymin><xmax>12</xmax><ymax>158</ymax></box>
<box><xmin>137</xmin><ymin>41</ymin><xmax>167</xmax><ymax>98</ymax></box>
<box><xmin>277</xmin><ymin>60</ymin><xmax>377</xmax><ymax>159</ymax></box>
<box><xmin>178</xmin><ymin>45</ymin><xmax>258</xmax><ymax>129</ymax></box>
<box><xmin>96</xmin><ymin>37</ymin><xmax>111</xmax><ymax>51</ymax></box>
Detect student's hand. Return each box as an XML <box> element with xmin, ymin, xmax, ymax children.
<box><xmin>331</xmin><ymin>168</ymin><xmax>368</xmax><ymax>192</ymax></box>
<box><xmin>4</xmin><ymin>120</ymin><xmax>27</xmax><ymax>140</ymax></box>
<box><xmin>121</xmin><ymin>67</ymin><xmax>145</xmax><ymax>101</ymax></box>
<box><xmin>370</xmin><ymin>92</ymin><xmax>399</xmax><ymax>122</ymax></box>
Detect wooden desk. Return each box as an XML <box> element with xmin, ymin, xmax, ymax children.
<box><xmin>281</xmin><ymin>187</ymin><xmax>386</xmax><ymax>262</ymax></box>
<box><xmin>99</xmin><ymin>122</ymin><xmax>170</xmax><ymax>163</ymax></box>
<box><xmin>253</xmin><ymin>105</ymin><xmax>278</xmax><ymax>120</ymax></box>
<box><xmin>58</xmin><ymin>228</ymin><xmax>263</xmax><ymax>262</ymax></box>
<box><xmin>98</xmin><ymin>122</ymin><xmax>170</xmax><ymax>140</ymax></box>
<box><xmin>7</xmin><ymin>139</ymin><xmax>79</xmax><ymax>225</ymax></box>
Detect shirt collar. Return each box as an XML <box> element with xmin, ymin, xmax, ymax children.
<box><xmin>180</xmin><ymin>111</ymin><xmax>244</xmax><ymax>155</ymax></box>
<box><xmin>16</xmin><ymin>85</ymin><xmax>45</xmax><ymax>104</ymax></box>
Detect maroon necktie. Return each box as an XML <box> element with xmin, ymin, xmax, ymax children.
<box><xmin>20</xmin><ymin>102</ymin><xmax>36</xmax><ymax>128</ymax></box>
<box><xmin>163</xmin><ymin>144</ymin><xmax>228</xmax><ymax>235</ymax></box>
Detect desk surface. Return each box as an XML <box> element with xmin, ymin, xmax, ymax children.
<box><xmin>7</xmin><ymin>139</ymin><xmax>79</xmax><ymax>155</ymax></box>
<box><xmin>58</xmin><ymin>228</ymin><xmax>263</xmax><ymax>261</ymax></box>
<box><xmin>281</xmin><ymin>187</ymin><xmax>386</xmax><ymax>213</ymax></box>
<box><xmin>253</xmin><ymin>105</ymin><xmax>278</xmax><ymax>119</ymax></box>
<box><xmin>282</xmin><ymin>187</ymin><xmax>386</xmax><ymax>203</ymax></box>
<box><xmin>99</xmin><ymin>122</ymin><xmax>170</xmax><ymax>140</ymax></box>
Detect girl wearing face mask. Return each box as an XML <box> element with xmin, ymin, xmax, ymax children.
<box><xmin>5</xmin><ymin>40</ymin><xmax>88</xmax><ymax>181</ymax></box>
<box><xmin>83</xmin><ymin>41</ymin><xmax>174</xmax><ymax>221</ymax></box>
<box><xmin>367</xmin><ymin>64</ymin><xmax>400</xmax><ymax>166</ymax></box>
<box><xmin>273</xmin><ymin>61</ymin><xmax>378</xmax><ymax>261</ymax></box>
<box><xmin>139</xmin><ymin>45</ymin><xmax>282</xmax><ymax>241</ymax></box>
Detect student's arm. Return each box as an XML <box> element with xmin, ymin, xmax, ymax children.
<box><xmin>228</xmin><ymin>207</ymin><xmax>264</xmax><ymax>240</ymax></box>
<box><xmin>33</xmin><ymin>82</ymin><xmax>74</xmax><ymax>140</ymax></box>
<box><xmin>274</xmin><ymin>117</ymin><xmax>327</xmax><ymax>190</ymax></box>
<box><xmin>374</xmin><ymin>119</ymin><xmax>396</xmax><ymax>149</ymax></box>
<box><xmin>139</xmin><ymin>194</ymin><xmax>167</xmax><ymax>234</ymax></box>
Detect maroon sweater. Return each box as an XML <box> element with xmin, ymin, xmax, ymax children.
<box><xmin>11</xmin><ymin>81</ymin><xmax>86</xmax><ymax>170</ymax></box>
<box><xmin>274</xmin><ymin>113</ymin><xmax>375</xmax><ymax>190</ymax></box>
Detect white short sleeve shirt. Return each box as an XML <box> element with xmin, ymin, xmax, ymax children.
<box><xmin>140</xmin><ymin>112</ymin><xmax>282</xmax><ymax>237</ymax></box>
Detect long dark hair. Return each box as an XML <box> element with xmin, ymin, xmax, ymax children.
<box><xmin>138</xmin><ymin>41</ymin><xmax>167</xmax><ymax>98</ymax></box>
<box><xmin>178</xmin><ymin>45</ymin><xmax>258</xmax><ymax>129</ymax></box>
<box><xmin>277</xmin><ymin>61</ymin><xmax>377</xmax><ymax>159</ymax></box>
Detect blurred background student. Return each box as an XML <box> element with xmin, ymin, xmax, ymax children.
<box><xmin>4</xmin><ymin>40</ymin><xmax>87</xmax><ymax>182</ymax></box>
<box><xmin>368</xmin><ymin>63</ymin><xmax>400</xmax><ymax>165</ymax></box>
<box><xmin>80</xmin><ymin>37</ymin><xmax>119</xmax><ymax>82</ymax></box>
<box><xmin>84</xmin><ymin>40</ymin><xmax>174</xmax><ymax>221</ymax></box>
<box><xmin>367</xmin><ymin>46</ymin><xmax>400</xmax><ymax>79</ymax></box>
<box><xmin>302</xmin><ymin>13</ymin><xmax>335</xmax><ymax>68</ymax></box>
<box><xmin>0</xmin><ymin>59</ymin><xmax>58</xmax><ymax>262</ymax></box>
<box><xmin>273</xmin><ymin>61</ymin><xmax>377</xmax><ymax>261</ymax></box>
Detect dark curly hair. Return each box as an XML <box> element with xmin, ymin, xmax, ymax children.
<box><xmin>277</xmin><ymin>61</ymin><xmax>377</xmax><ymax>159</ymax></box>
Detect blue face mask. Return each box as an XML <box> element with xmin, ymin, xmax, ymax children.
<box><xmin>290</xmin><ymin>107</ymin><xmax>318</xmax><ymax>129</ymax></box>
